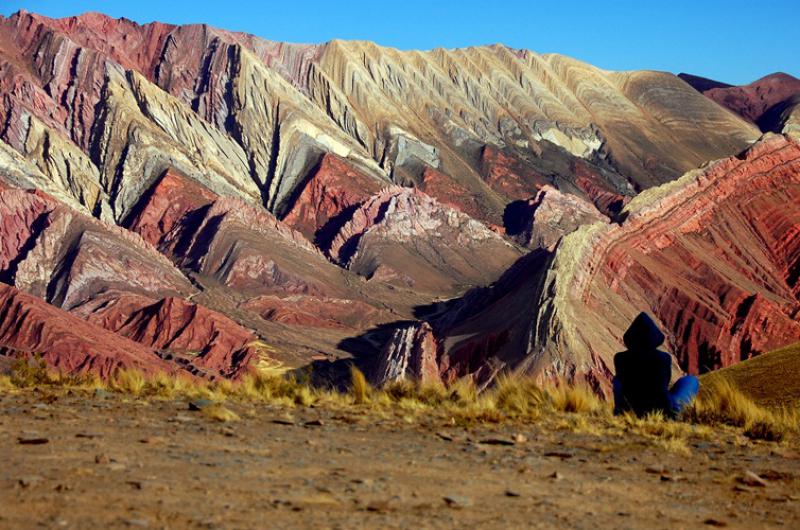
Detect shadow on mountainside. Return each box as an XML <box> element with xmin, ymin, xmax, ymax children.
<box><xmin>304</xmin><ymin>249</ymin><xmax>555</xmax><ymax>390</ymax></box>
<box><xmin>302</xmin><ymin>320</ymin><xmax>417</xmax><ymax>391</ymax></box>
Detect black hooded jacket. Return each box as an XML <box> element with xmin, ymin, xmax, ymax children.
<box><xmin>613</xmin><ymin>313</ymin><xmax>672</xmax><ymax>416</ymax></box>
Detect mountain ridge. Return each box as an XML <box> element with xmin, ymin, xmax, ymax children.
<box><xmin>0</xmin><ymin>10</ymin><xmax>797</xmax><ymax>387</ymax></box>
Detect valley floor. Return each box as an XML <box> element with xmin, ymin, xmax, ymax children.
<box><xmin>1</xmin><ymin>390</ymin><xmax>798</xmax><ymax>530</ymax></box>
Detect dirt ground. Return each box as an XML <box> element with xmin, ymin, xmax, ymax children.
<box><xmin>1</xmin><ymin>389</ymin><xmax>798</xmax><ymax>529</ymax></box>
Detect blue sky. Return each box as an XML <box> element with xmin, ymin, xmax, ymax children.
<box><xmin>2</xmin><ymin>0</ymin><xmax>797</xmax><ymax>85</ymax></box>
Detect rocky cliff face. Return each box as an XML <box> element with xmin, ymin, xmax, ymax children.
<box><xmin>0</xmin><ymin>283</ymin><xmax>176</xmax><ymax>379</ymax></box>
<box><xmin>0</xmin><ymin>10</ymin><xmax>759</xmax><ymax>226</ymax></box>
<box><xmin>0</xmin><ymin>9</ymin><xmax>795</xmax><ymax>384</ymax></box>
<box><xmin>326</xmin><ymin>186</ymin><xmax>523</xmax><ymax>296</ymax></box>
<box><xmin>373</xmin><ymin>135</ymin><xmax>800</xmax><ymax>389</ymax></box>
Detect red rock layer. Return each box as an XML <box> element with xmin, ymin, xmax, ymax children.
<box><xmin>571</xmin><ymin>160</ymin><xmax>630</xmax><ymax>215</ymax></box>
<box><xmin>124</xmin><ymin>170</ymin><xmax>338</xmax><ymax>297</ymax></box>
<box><xmin>281</xmin><ymin>154</ymin><xmax>381</xmax><ymax>242</ymax></box>
<box><xmin>479</xmin><ymin>145</ymin><xmax>548</xmax><ymax>200</ymax></box>
<box><xmin>0</xmin><ymin>182</ymin><xmax>260</xmax><ymax>379</ymax></box>
<box><xmin>81</xmin><ymin>295</ymin><xmax>257</xmax><ymax>379</ymax></box>
<box><xmin>0</xmin><ymin>184</ymin><xmax>192</xmax><ymax>306</ymax></box>
<box><xmin>376</xmin><ymin>135</ymin><xmax>800</xmax><ymax>386</ymax></box>
<box><xmin>570</xmin><ymin>135</ymin><xmax>800</xmax><ymax>374</ymax></box>
<box><xmin>241</xmin><ymin>295</ymin><xmax>385</xmax><ymax>331</ymax></box>
<box><xmin>124</xmin><ymin>168</ymin><xmax>217</xmax><ymax>248</ymax></box>
<box><xmin>702</xmin><ymin>73</ymin><xmax>800</xmax><ymax>125</ymax></box>
<box><xmin>416</xmin><ymin>167</ymin><xmax>486</xmax><ymax>222</ymax></box>
<box><xmin>0</xmin><ymin>11</ymin><xmax>316</xmax><ymax>148</ymax></box>
<box><xmin>0</xmin><ymin>283</ymin><xmax>173</xmax><ymax>379</ymax></box>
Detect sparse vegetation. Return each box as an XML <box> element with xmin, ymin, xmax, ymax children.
<box><xmin>349</xmin><ymin>365</ymin><xmax>370</xmax><ymax>404</ymax></box>
<box><xmin>201</xmin><ymin>403</ymin><xmax>241</xmax><ymax>422</ymax></box>
<box><xmin>1</xmin><ymin>358</ymin><xmax>796</xmax><ymax>445</ymax></box>
<box><xmin>682</xmin><ymin>378</ymin><xmax>798</xmax><ymax>442</ymax></box>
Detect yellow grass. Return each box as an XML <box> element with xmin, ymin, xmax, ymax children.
<box><xmin>2</xmin><ymin>357</ymin><xmax>795</xmax><ymax>443</ymax></box>
<box><xmin>201</xmin><ymin>404</ymin><xmax>240</xmax><ymax>422</ymax></box>
<box><xmin>682</xmin><ymin>378</ymin><xmax>798</xmax><ymax>442</ymax></box>
<box><xmin>349</xmin><ymin>366</ymin><xmax>370</xmax><ymax>404</ymax></box>
<box><xmin>110</xmin><ymin>369</ymin><xmax>147</xmax><ymax>396</ymax></box>
<box><xmin>700</xmin><ymin>342</ymin><xmax>800</xmax><ymax>408</ymax></box>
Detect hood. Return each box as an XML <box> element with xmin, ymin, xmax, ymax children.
<box><xmin>623</xmin><ymin>312</ymin><xmax>665</xmax><ymax>351</ymax></box>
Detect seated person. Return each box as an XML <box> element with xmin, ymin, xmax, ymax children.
<box><xmin>613</xmin><ymin>312</ymin><xmax>699</xmax><ymax>418</ymax></box>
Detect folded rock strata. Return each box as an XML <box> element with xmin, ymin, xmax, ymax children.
<box><xmin>327</xmin><ymin>186</ymin><xmax>523</xmax><ymax>296</ymax></box>
<box><xmin>0</xmin><ymin>10</ymin><xmax>759</xmax><ymax>230</ymax></box>
<box><xmin>373</xmin><ymin>135</ymin><xmax>800</xmax><ymax>388</ymax></box>
<box><xmin>0</xmin><ymin>283</ymin><xmax>175</xmax><ymax>379</ymax></box>
<box><xmin>0</xmin><ymin>9</ymin><xmax>796</xmax><ymax>386</ymax></box>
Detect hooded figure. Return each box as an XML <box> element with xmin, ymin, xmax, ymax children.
<box><xmin>613</xmin><ymin>313</ymin><xmax>699</xmax><ymax>418</ymax></box>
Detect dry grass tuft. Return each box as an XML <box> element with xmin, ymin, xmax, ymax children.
<box><xmin>3</xmin><ymin>357</ymin><xmax>796</xmax><ymax>443</ymax></box>
<box><xmin>493</xmin><ymin>376</ymin><xmax>548</xmax><ymax>418</ymax></box>
<box><xmin>683</xmin><ymin>379</ymin><xmax>797</xmax><ymax>442</ymax></box>
<box><xmin>0</xmin><ymin>374</ymin><xmax>13</xmax><ymax>391</ymax></box>
<box><xmin>110</xmin><ymin>369</ymin><xmax>147</xmax><ymax>396</ymax></box>
<box><xmin>547</xmin><ymin>383</ymin><xmax>603</xmax><ymax>414</ymax></box>
<box><xmin>201</xmin><ymin>404</ymin><xmax>240</xmax><ymax>422</ymax></box>
<box><xmin>9</xmin><ymin>356</ymin><xmax>51</xmax><ymax>387</ymax></box>
<box><xmin>349</xmin><ymin>366</ymin><xmax>370</xmax><ymax>405</ymax></box>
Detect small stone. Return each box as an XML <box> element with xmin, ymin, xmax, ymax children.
<box><xmin>737</xmin><ymin>471</ymin><xmax>767</xmax><ymax>488</ymax></box>
<box><xmin>759</xmin><ymin>469</ymin><xmax>790</xmax><ymax>481</ymax></box>
<box><xmin>18</xmin><ymin>436</ymin><xmax>49</xmax><ymax>445</ymax></box>
<box><xmin>126</xmin><ymin>480</ymin><xmax>144</xmax><ymax>490</ymax></box>
<box><xmin>138</xmin><ymin>436</ymin><xmax>165</xmax><ymax>444</ymax></box>
<box><xmin>95</xmin><ymin>453</ymin><xmax>110</xmax><ymax>464</ymax></box>
<box><xmin>436</xmin><ymin>432</ymin><xmax>453</xmax><ymax>441</ymax></box>
<box><xmin>733</xmin><ymin>484</ymin><xmax>753</xmax><ymax>493</ymax></box>
<box><xmin>704</xmin><ymin>518</ymin><xmax>728</xmax><ymax>527</ymax></box>
<box><xmin>646</xmin><ymin>466</ymin><xmax>666</xmax><ymax>474</ymax></box>
<box><xmin>19</xmin><ymin>475</ymin><xmax>43</xmax><ymax>488</ymax></box>
<box><xmin>75</xmin><ymin>432</ymin><xmax>103</xmax><ymax>439</ymax></box>
<box><xmin>513</xmin><ymin>433</ymin><xmax>528</xmax><ymax>444</ymax></box>
<box><xmin>544</xmin><ymin>451</ymin><xmax>573</xmax><ymax>459</ymax></box>
<box><xmin>366</xmin><ymin>499</ymin><xmax>392</xmax><ymax>513</ymax></box>
<box><xmin>479</xmin><ymin>437</ymin><xmax>515</xmax><ymax>446</ymax></box>
<box><xmin>505</xmin><ymin>489</ymin><xmax>521</xmax><ymax>497</ymax></box>
<box><xmin>123</xmin><ymin>518</ymin><xmax>150</xmax><ymax>528</ymax></box>
<box><xmin>272</xmin><ymin>418</ymin><xmax>295</xmax><ymax>426</ymax></box>
<box><xmin>93</xmin><ymin>389</ymin><xmax>112</xmax><ymax>399</ymax></box>
<box><xmin>304</xmin><ymin>419</ymin><xmax>324</xmax><ymax>427</ymax></box>
<box><xmin>443</xmin><ymin>495</ymin><xmax>472</xmax><ymax>508</ymax></box>
<box><xmin>548</xmin><ymin>471</ymin><xmax>563</xmax><ymax>481</ymax></box>
<box><xmin>188</xmin><ymin>398</ymin><xmax>214</xmax><ymax>411</ymax></box>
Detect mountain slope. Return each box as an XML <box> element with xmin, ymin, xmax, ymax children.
<box><xmin>0</xmin><ymin>10</ymin><xmax>795</xmax><ymax>384</ymax></box>
<box><xmin>701</xmin><ymin>342</ymin><xmax>800</xmax><ymax>408</ymax></box>
<box><xmin>374</xmin><ymin>135</ymin><xmax>800</xmax><ymax>389</ymax></box>
<box><xmin>681</xmin><ymin>72</ymin><xmax>800</xmax><ymax>133</ymax></box>
<box><xmin>0</xmin><ymin>10</ymin><xmax>759</xmax><ymax>226</ymax></box>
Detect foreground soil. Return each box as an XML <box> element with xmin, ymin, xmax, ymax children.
<box><xmin>1</xmin><ymin>390</ymin><xmax>798</xmax><ymax>529</ymax></box>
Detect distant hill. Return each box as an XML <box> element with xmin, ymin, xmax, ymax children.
<box><xmin>701</xmin><ymin>342</ymin><xmax>800</xmax><ymax>408</ymax></box>
<box><xmin>681</xmin><ymin>72</ymin><xmax>800</xmax><ymax>131</ymax></box>
<box><xmin>678</xmin><ymin>73</ymin><xmax>733</xmax><ymax>92</ymax></box>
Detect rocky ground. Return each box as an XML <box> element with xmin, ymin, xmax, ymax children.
<box><xmin>1</xmin><ymin>389</ymin><xmax>798</xmax><ymax>529</ymax></box>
